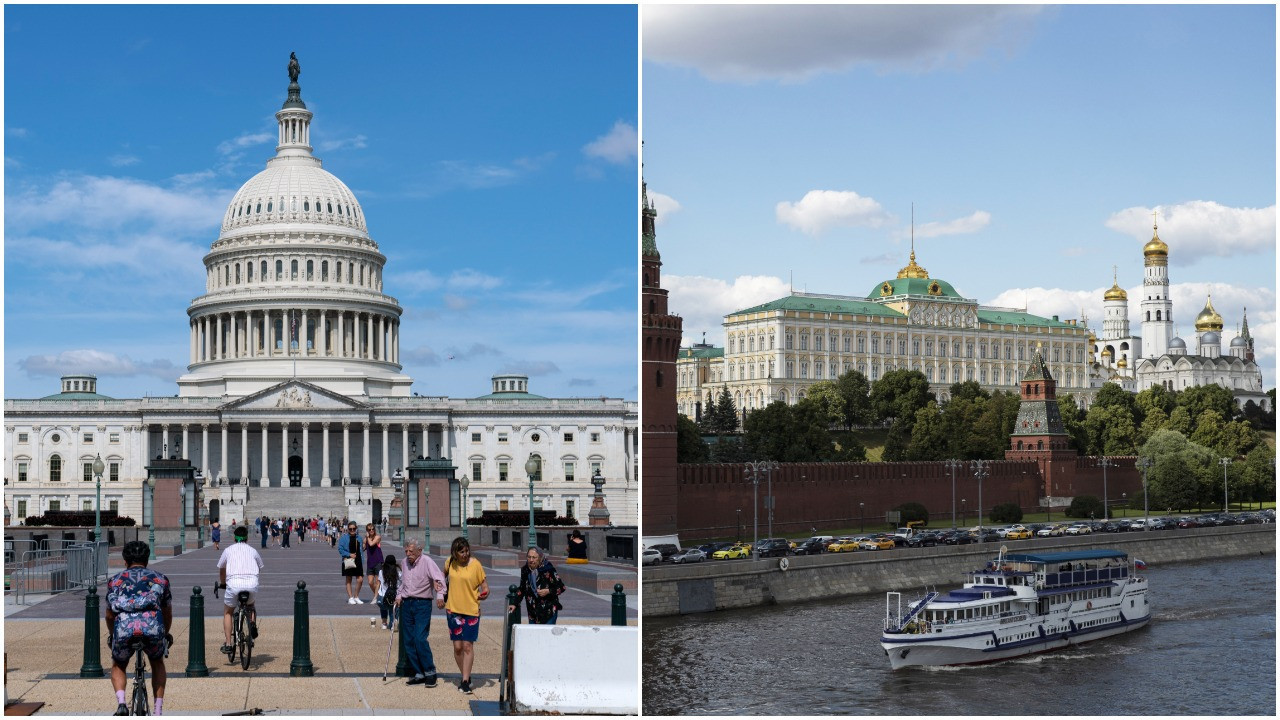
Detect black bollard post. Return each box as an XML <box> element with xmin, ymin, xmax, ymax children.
<box><xmin>611</xmin><ymin>583</ymin><xmax>626</xmax><ymax>626</ymax></box>
<box><xmin>289</xmin><ymin>580</ymin><xmax>314</xmax><ymax>677</ymax></box>
<box><xmin>395</xmin><ymin>604</ymin><xmax>409</xmax><ymax>677</ymax></box>
<box><xmin>185</xmin><ymin>586</ymin><xmax>209</xmax><ymax>677</ymax></box>
<box><xmin>79</xmin><ymin>584</ymin><xmax>105</xmax><ymax>677</ymax></box>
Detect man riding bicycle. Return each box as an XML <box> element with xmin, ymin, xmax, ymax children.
<box><xmin>105</xmin><ymin>541</ymin><xmax>173</xmax><ymax>716</ymax></box>
<box><xmin>217</xmin><ymin>524</ymin><xmax>264</xmax><ymax>655</ymax></box>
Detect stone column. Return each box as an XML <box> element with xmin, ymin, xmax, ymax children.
<box><xmin>342</xmin><ymin>422</ymin><xmax>351</xmax><ymax>483</ymax></box>
<box><xmin>319</xmin><ymin>310</ymin><xmax>327</xmax><ymax>357</ymax></box>
<box><xmin>241</xmin><ymin>424</ymin><xmax>249</xmax><ymax>483</ymax></box>
<box><xmin>220</xmin><ymin>423</ymin><xmax>229</xmax><ymax>482</ymax></box>
<box><xmin>216</xmin><ymin>314</ymin><xmax>224</xmax><ymax>360</ymax></box>
<box><xmin>421</xmin><ymin>425</ymin><xmax>429</xmax><ymax>459</ymax></box>
<box><xmin>381</xmin><ymin>423</ymin><xmax>390</xmax><ymax>484</ymax></box>
<box><xmin>366</xmin><ymin>313</ymin><xmax>373</xmax><ymax>359</ymax></box>
<box><xmin>321</xmin><ymin>422</ymin><xmax>331</xmax><ymax>487</ymax></box>
<box><xmin>302</xmin><ymin>309</ymin><xmax>309</xmax><ymax>356</ymax></box>
<box><xmin>362</xmin><ymin>422</ymin><xmax>371</xmax><ymax>481</ymax></box>
<box><xmin>378</xmin><ymin>315</ymin><xmax>386</xmax><ymax>361</ymax></box>
<box><xmin>260</xmin><ymin>422</ymin><xmax>270</xmax><ymax>487</ymax></box>
<box><xmin>181</xmin><ymin>425</ymin><xmax>189</xmax><ymax>460</ymax></box>
<box><xmin>401</xmin><ymin>426</ymin><xmax>409</xmax><ymax>473</ymax></box>
<box><xmin>201</xmin><ymin>424</ymin><xmax>210</xmax><ymax>478</ymax></box>
<box><xmin>230</xmin><ymin>312</ymin><xmax>238</xmax><ymax>358</ymax></box>
<box><xmin>302</xmin><ymin>424</ymin><xmax>311</xmax><ymax>487</ymax></box>
<box><xmin>281</xmin><ymin>423</ymin><xmax>289</xmax><ymax>485</ymax></box>
<box><xmin>161</xmin><ymin>426</ymin><xmax>170</xmax><ymax>458</ymax></box>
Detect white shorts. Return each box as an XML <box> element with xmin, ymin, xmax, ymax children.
<box><xmin>223</xmin><ymin>577</ymin><xmax>259</xmax><ymax>608</ymax></box>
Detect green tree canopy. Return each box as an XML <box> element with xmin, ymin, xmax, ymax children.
<box><xmin>1140</xmin><ymin>429</ymin><xmax>1217</xmax><ymax>511</ymax></box>
<box><xmin>1066</xmin><ymin>495</ymin><xmax>1104</xmax><ymax>519</ymax></box>
<box><xmin>1083</xmin><ymin>403</ymin><xmax>1138</xmax><ymax>455</ymax></box>
<box><xmin>990</xmin><ymin>502</ymin><xmax>1023</xmax><ymax>524</ymax></box>
<box><xmin>1178</xmin><ymin>384</ymin><xmax>1237</xmax><ymax>426</ymax></box>
<box><xmin>1095</xmin><ymin>382</ymin><xmax>1141</xmax><ymax>425</ymax></box>
<box><xmin>905</xmin><ymin>401</ymin><xmax>947</xmax><ymax>461</ymax></box>
<box><xmin>676</xmin><ymin>413</ymin><xmax>709</xmax><ymax>464</ymax></box>
<box><xmin>1135</xmin><ymin>384</ymin><xmax>1177</xmax><ymax>418</ymax></box>
<box><xmin>1057</xmin><ymin>394</ymin><xmax>1088</xmax><ymax>454</ymax></box>
<box><xmin>833</xmin><ymin>370</ymin><xmax>874</xmax><ymax>427</ymax></box>
<box><xmin>1241</xmin><ymin>444</ymin><xmax>1277</xmax><ymax>507</ymax></box>
<box><xmin>870</xmin><ymin>369</ymin><xmax>935</xmax><ymax>425</ymax></box>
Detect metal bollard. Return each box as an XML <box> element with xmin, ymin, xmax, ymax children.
<box><xmin>395</xmin><ymin>605</ymin><xmax>409</xmax><ymax>677</ymax></box>
<box><xmin>79</xmin><ymin>584</ymin><xmax>105</xmax><ymax>677</ymax></box>
<box><xmin>611</xmin><ymin>583</ymin><xmax>626</xmax><ymax>626</ymax></box>
<box><xmin>289</xmin><ymin>580</ymin><xmax>314</xmax><ymax>677</ymax></box>
<box><xmin>185</xmin><ymin>586</ymin><xmax>209</xmax><ymax>677</ymax></box>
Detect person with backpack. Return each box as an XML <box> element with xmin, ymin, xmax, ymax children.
<box><xmin>376</xmin><ymin>554</ymin><xmax>400</xmax><ymax>630</ymax></box>
<box><xmin>105</xmin><ymin>541</ymin><xmax>173</xmax><ymax>716</ymax></box>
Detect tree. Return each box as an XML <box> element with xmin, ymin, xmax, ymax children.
<box><xmin>948</xmin><ymin>380</ymin><xmax>989</xmax><ymax>405</ymax></box>
<box><xmin>1241</xmin><ymin>444</ymin><xmax>1277</xmax><ymax>508</ymax></box>
<box><xmin>1178</xmin><ymin>384</ymin><xmax>1237</xmax><ymax>427</ymax></box>
<box><xmin>1057</xmin><ymin>394</ymin><xmax>1089</xmax><ymax>453</ymax></box>
<box><xmin>1141</xmin><ymin>429</ymin><xmax>1218</xmax><ymax>510</ymax></box>
<box><xmin>1095</xmin><ymin>382</ymin><xmax>1141</xmax><ymax>425</ymax></box>
<box><xmin>990</xmin><ymin>502</ymin><xmax>1023</xmax><ymax>524</ymax></box>
<box><xmin>882</xmin><ymin>416</ymin><xmax>913</xmax><ymax>462</ymax></box>
<box><xmin>1083</xmin><ymin>403</ymin><xmax>1138</xmax><ymax>455</ymax></box>
<box><xmin>870</xmin><ymin>369</ymin><xmax>935</xmax><ymax>425</ymax></box>
<box><xmin>1135</xmin><ymin>384</ymin><xmax>1177</xmax><ymax>419</ymax></box>
<box><xmin>892</xmin><ymin>502</ymin><xmax>929</xmax><ymax>527</ymax></box>
<box><xmin>743</xmin><ymin>400</ymin><xmax>835</xmax><ymax>463</ymax></box>
<box><xmin>1136</xmin><ymin>406</ymin><xmax>1168</xmax><ymax>448</ymax></box>
<box><xmin>708</xmin><ymin>435</ymin><xmax>749</xmax><ymax>463</ymax></box>
<box><xmin>1066</xmin><ymin>495</ymin><xmax>1104</xmax><ymax>519</ymax></box>
<box><xmin>1189</xmin><ymin>409</ymin><xmax>1225</xmax><ymax>452</ymax></box>
<box><xmin>714</xmin><ymin>387</ymin><xmax>739</xmax><ymax>433</ymax></box>
<box><xmin>1165</xmin><ymin>405</ymin><xmax>1192</xmax><ymax>436</ymax></box>
<box><xmin>804</xmin><ymin>381</ymin><xmax>846</xmax><ymax>428</ymax></box>
<box><xmin>833</xmin><ymin>370</ymin><xmax>874</xmax><ymax>427</ymax></box>
<box><xmin>676</xmin><ymin>414</ymin><xmax>710</xmax><ymax>464</ymax></box>
<box><xmin>906</xmin><ymin>401</ymin><xmax>947</xmax><ymax>461</ymax></box>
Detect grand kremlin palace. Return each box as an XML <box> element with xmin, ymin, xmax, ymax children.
<box><xmin>5</xmin><ymin>63</ymin><xmax>637</xmax><ymax>530</ymax></box>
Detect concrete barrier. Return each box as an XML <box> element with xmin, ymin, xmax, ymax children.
<box><xmin>642</xmin><ymin>524</ymin><xmax>1275</xmax><ymax>617</ymax></box>
<box><xmin>511</xmin><ymin>625</ymin><xmax>638</xmax><ymax>714</ymax></box>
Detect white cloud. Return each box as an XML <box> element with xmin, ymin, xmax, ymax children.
<box><xmin>644</xmin><ymin>5</ymin><xmax>1045</xmax><ymax>82</ymax></box>
<box><xmin>8</xmin><ymin>127</ymin><xmax>30</xmax><ymax>137</ymax></box>
<box><xmin>776</xmin><ymin>190</ymin><xmax>891</xmax><ymax>236</ymax></box>
<box><xmin>443</xmin><ymin>294</ymin><xmax>472</xmax><ymax>311</ymax></box>
<box><xmin>583</xmin><ymin>121</ymin><xmax>637</xmax><ymax>165</ymax></box>
<box><xmin>448</xmin><ymin>269</ymin><xmax>502</xmax><ymax>291</ymax></box>
<box><xmin>911</xmin><ymin>210</ymin><xmax>991</xmax><ymax>239</ymax></box>
<box><xmin>649</xmin><ymin>191</ymin><xmax>681</xmax><ymax>225</ymax></box>
<box><xmin>217</xmin><ymin>132</ymin><xmax>274</xmax><ymax>156</ymax></box>
<box><xmin>109</xmin><ymin>154</ymin><xmax>140</xmax><ymax>167</ymax></box>
<box><xmin>665</xmin><ymin>274</ymin><xmax>790</xmax><ymax>347</ymax></box>
<box><xmin>318</xmin><ymin>134</ymin><xmax>368</xmax><ymax>152</ymax></box>
<box><xmin>1105</xmin><ymin>201</ymin><xmax>1276</xmax><ymax>263</ymax></box>
<box><xmin>500</xmin><ymin>360</ymin><xmax>561</xmax><ymax>377</ymax></box>
<box><xmin>4</xmin><ymin>174</ymin><xmax>229</xmax><ymax>235</ymax></box>
<box><xmin>18</xmin><ymin>349</ymin><xmax>179</xmax><ymax>382</ymax></box>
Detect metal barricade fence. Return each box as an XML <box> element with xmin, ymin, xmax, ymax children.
<box><xmin>13</xmin><ymin>545</ymin><xmax>100</xmax><ymax>605</ymax></box>
<box><xmin>5</xmin><ymin>539</ymin><xmax>37</xmax><ymax>594</ymax></box>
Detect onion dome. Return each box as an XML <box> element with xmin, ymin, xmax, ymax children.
<box><xmin>896</xmin><ymin>249</ymin><xmax>929</xmax><ymax>279</ymax></box>
<box><xmin>1103</xmin><ymin>266</ymin><xmax>1127</xmax><ymax>301</ymax></box>
<box><xmin>1194</xmin><ymin>294</ymin><xmax>1224</xmax><ymax>332</ymax></box>
<box><xmin>1169</xmin><ymin>336</ymin><xmax>1186</xmax><ymax>349</ymax></box>
<box><xmin>1144</xmin><ymin>217</ymin><xmax>1168</xmax><ymax>264</ymax></box>
<box><xmin>1101</xmin><ymin>347</ymin><xmax>1112</xmax><ymax>357</ymax></box>
<box><xmin>1116</xmin><ymin>356</ymin><xmax>1127</xmax><ymax>369</ymax></box>
<box><xmin>1230</xmin><ymin>335</ymin><xmax>1248</xmax><ymax>348</ymax></box>
<box><xmin>1201</xmin><ymin>331</ymin><xmax>1220</xmax><ymax>346</ymax></box>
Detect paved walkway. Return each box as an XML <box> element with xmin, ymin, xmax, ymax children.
<box><xmin>4</xmin><ymin>538</ymin><xmax>635</xmax><ymax>714</ymax></box>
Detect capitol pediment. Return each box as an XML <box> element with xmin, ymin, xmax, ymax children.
<box><xmin>222</xmin><ymin>381</ymin><xmax>368</xmax><ymax>413</ymax></box>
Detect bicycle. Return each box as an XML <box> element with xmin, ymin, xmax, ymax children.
<box><xmin>215</xmin><ymin>581</ymin><xmax>255</xmax><ymax>670</ymax></box>
<box><xmin>125</xmin><ymin>634</ymin><xmax>169</xmax><ymax>715</ymax></box>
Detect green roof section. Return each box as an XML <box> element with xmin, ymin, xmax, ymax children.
<box><xmin>40</xmin><ymin>391</ymin><xmax>115</xmax><ymax>401</ymax></box>
<box><xmin>977</xmin><ymin>309</ymin><xmax>1080</xmax><ymax>329</ymax></box>
<box><xmin>679</xmin><ymin>346</ymin><xmax>724</xmax><ymax>359</ymax></box>
<box><xmin>473</xmin><ymin>391</ymin><xmax>547</xmax><ymax>400</ymax></box>
<box><xmin>867</xmin><ymin>277</ymin><xmax>965</xmax><ymax>299</ymax></box>
<box><xmin>730</xmin><ymin>294</ymin><xmax>905</xmax><ymax>318</ymax></box>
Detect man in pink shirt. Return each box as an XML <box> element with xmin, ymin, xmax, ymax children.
<box><xmin>394</xmin><ymin>536</ymin><xmax>446</xmax><ymax>687</ymax></box>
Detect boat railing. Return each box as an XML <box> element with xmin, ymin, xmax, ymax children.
<box><xmin>1043</xmin><ymin>566</ymin><xmax>1127</xmax><ymax>588</ymax></box>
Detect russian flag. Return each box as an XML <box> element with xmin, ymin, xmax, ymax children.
<box><xmin>1134</xmin><ymin>558</ymin><xmax>1147</xmax><ymax>570</ymax></box>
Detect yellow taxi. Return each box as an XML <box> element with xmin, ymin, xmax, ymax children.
<box><xmin>827</xmin><ymin>537</ymin><xmax>860</xmax><ymax>553</ymax></box>
<box><xmin>712</xmin><ymin>544</ymin><xmax>751</xmax><ymax>560</ymax></box>
<box><xmin>1005</xmin><ymin>525</ymin><xmax>1032</xmax><ymax>540</ymax></box>
<box><xmin>861</xmin><ymin>536</ymin><xmax>895</xmax><ymax>551</ymax></box>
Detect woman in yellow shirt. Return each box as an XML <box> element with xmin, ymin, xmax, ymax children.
<box><xmin>442</xmin><ymin>537</ymin><xmax>488</xmax><ymax>695</ymax></box>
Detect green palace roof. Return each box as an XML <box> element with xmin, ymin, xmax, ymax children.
<box><xmin>868</xmin><ymin>277</ymin><xmax>964</xmax><ymax>299</ymax></box>
<box><xmin>730</xmin><ymin>294</ymin><xmax>904</xmax><ymax>318</ymax></box>
<box><xmin>977</xmin><ymin>309</ymin><xmax>1080</xmax><ymax>329</ymax></box>
<box><xmin>473</xmin><ymin>391</ymin><xmax>547</xmax><ymax>400</ymax></box>
<box><xmin>679</xmin><ymin>346</ymin><xmax>724</xmax><ymax>359</ymax></box>
<box><xmin>40</xmin><ymin>391</ymin><xmax>115</xmax><ymax>401</ymax></box>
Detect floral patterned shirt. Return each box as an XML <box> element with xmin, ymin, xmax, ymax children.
<box><xmin>107</xmin><ymin>567</ymin><xmax>172</xmax><ymax>643</ymax></box>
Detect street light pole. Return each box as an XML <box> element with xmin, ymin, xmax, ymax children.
<box><xmin>146</xmin><ymin>477</ymin><xmax>157</xmax><ymax>560</ymax></box>
<box><xmin>422</xmin><ymin>483</ymin><xmax>431</xmax><ymax>553</ymax></box>
<box><xmin>743</xmin><ymin>460</ymin><xmax>778</xmax><ymax>557</ymax></box>
<box><xmin>92</xmin><ymin>454</ymin><xmax>105</xmax><ymax>543</ymax></box>
<box><xmin>525</xmin><ymin>456</ymin><xmax>540</xmax><ymax>550</ymax></box>
<box><xmin>178</xmin><ymin>483</ymin><xmax>187</xmax><ymax>552</ymax></box>
<box><xmin>460</xmin><ymin>475</ymin><xmax>470</xmax><ymax>537</ymax></box>
<box><xmin>859</xmin><ymin>502</ymin><xmax>864</xmax><ymax>533</ymax></box>
<box><xmin>1137</xmin><ymin>457</ymin><xmax>1153</xmax><ymax>530</ymax></box>
<box><xmin>944</xmin><ymin>459</ymin><xmax>962</xmax><ymax>530</ymax></box>
<box><xmin>1099</xmin><ymin>456</ymin><xmax>1113</xmax><ymax>520</ymax></box>
<box><xmin>391</xmin><ymin>470</ymin><xmax>404</xmax><ymax>545</ymax></box>
<box><xmin>1220</xmin><ymin>457</ymin><xmax>1232</xmax><ymax>512</ymax></box>
<box><xmin>970</xmin><ymin>460</ymin><xmax>990</xmax><ymax>535</ymax></box>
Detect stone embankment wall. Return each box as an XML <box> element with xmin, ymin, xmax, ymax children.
<box><xmin>642</xmin><ymin>525</ymin><xmax>1274</xmax><ymax>617</ymax></box>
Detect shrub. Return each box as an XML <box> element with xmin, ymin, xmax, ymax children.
<box><xmin>989</xmin><ymin>503</ymin><xmax>1023</xmax><ymax>524</ymax></box>
<box><xmin>892</xmin><ymin>502</ymin><xmax>928</xmax><ymax>527</ymax></box>
<box><xmin>22</xmin><ymin>511</ymin><xmax>136</xmax><ymax>527</ymax></box>
<box><xmin>466</xmin><ymin>510</ymin><xmax>577</xmax><ymax>527</ymax></box>
<box><xmin>1066</xmin><ymin>495</ymin><xmax>1105</xmax><ymax>519</ymax></box>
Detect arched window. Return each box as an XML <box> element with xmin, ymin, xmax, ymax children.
<box><xmin>291</xmin><ymin>260</ymin><xmax>298</xmax><ymax>280</ymax></box>
<box><xmin>260</xmin><ymin>261</ymin><xmax>267</xmax><ymax>280</ymax></box>
<box><xmin>276</xmin><ymin>260</ymin><xmax>283</xmax><ymax>280</ymax></box>
<box><xmin>304</xmin><ymin>199</ymin><xmax>310</xmax><ymax>212</ymax></box>
<box><xmin>49</xmin><ymin>454</ymin><xmax>62</xmax><ymax>482</ymax></box>
<box><xmin>247</xmin><ymin>263</ymin><xmax>253</xmax><ymax>282</ymax></box>
<box><xmin>235</xmin><ymin>264</ymin><xmax>241</xmax><ymax>284</ymax></box>
<box><xmin>1156</xmin><ymin>310</ymin><xmax>1162</xmax><ymax>321</ymax></box>
<box><xmin>321</xmin><ymin>261</ymin><xmax>328</xmax><ymax>281</ymax></box>
<box><xmin>649</xmin><ymin>299</ymin><xmax>655</xmax><ymax>314</ymax></box>
<box><xmin>1146</xmin><ymin>311</ymin><xmax>1151</xmax><ymax>321</ymax></box>
<box><xmin>306</xmin><ymin>260</ymin><xmax>314</xmax><ymax>280</ymax></box>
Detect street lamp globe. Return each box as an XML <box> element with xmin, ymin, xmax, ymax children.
<box><xmin>459</xmin><ymin>474</ymin><xmax>471</xmax><ymax>535</ymax></box>
<box><xmin>524</xmin><ymin>456</ymin><xmax>540</xmax><ymax>549</ymax></box>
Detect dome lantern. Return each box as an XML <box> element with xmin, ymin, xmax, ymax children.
<box><xmin>896</xmin><ymin>249</ymin><xmax>929</xmax><ymax>279</ymax></box>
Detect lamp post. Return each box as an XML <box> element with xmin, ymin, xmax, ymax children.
<box><xmin>525</xmin><ymin>456</ymin><xmax>540</xmax><ymax>550</ymax></box>
<box><xmin>195</xmin><ymin>471</ymin><xmax>205</xmax><ymax>547</ymax></box>
<box><xmin>178</xmin><ymin>483</ymin><xmax>187</xmax><ymax>551</ymax></box>
<box><xmin>1220</xmin><ymin>457</ymin><xmax>1232</xmax><ymax>512</ymax></box>
<box><xmin>970</xmin><ymin>459</ymin><xmax>990</xmax><ymax>535</ymax></box>
<box><xmin>146</xmin><ymin>476</ymin><xmax>157</xmax><ymax>560</ymax></box>
<box><xmin>390</xmin><ymin>470</ymin><xmax>405</xmax><ymax>545</ymax></box>
<box><xmin>944</xmin><ymin>459</ymin><xmax>962</xmax><ymax>529</ymax></box>
<box><xmin>961</xmin><ymin>498</ymin><xmax>966</xmax><ymax>527</ymax></box>
<box><xmin>1137</xmin><ymin>457</ymin><xmax>1153</xmax><ymax>529</ymax></box>
<box><xmin>460</xmin><ymin>475</ymin><xmax>470</xmax><ymax>536</ymax></box>
<box><xmin>1098</xmin><ymin>456</ymin><xmax>1113</xmax><ymax>520</ymax></box>
<box><xmin>1121</xmin><ymin>492</ymin><xmax>1127</xmax><ymax>519</ymax></box>
<box><xmin>422</xmin><ymin>482</ymin><xmax>431</xmax><ymax>553</ymax></box>
<box><xmin>743</xmin><ymin>460</ymin><xmax>778</xmax><ymax>557</ymax></box>
<box><xmin>92</xmin><ymin>454</ymin><xmax>105</xmax><ymax>543</ymax></box>
<box><xmin>859</xmin><ymin>502</ymin><xmax>865</xmax><ymax>533</ymax></box>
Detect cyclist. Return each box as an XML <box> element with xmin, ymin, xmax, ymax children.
<box><xmin>105</xmin><ymin>540</ymin><xmax>173</xmax><ymax>716</ymax></box>
<box><xmin>217</xmin><ymin>524</ymin><xmax>264</xmax><ymax>655</ymax></box>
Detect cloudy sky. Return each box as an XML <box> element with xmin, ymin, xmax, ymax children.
<box><xmin>4</xmin><ymin>4</ymin><xmax>638</xmax><ymax>400</ymax></box>
<box><xmin>643</xmin><ymin>4</ymin><xmax>1276</xmax><ymax>388</ymax></box>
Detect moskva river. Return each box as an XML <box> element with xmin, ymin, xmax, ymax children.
<box><xmin>643</xmin><ymin>553</ymin><xmax>1275</xmax><ymax>715</ymax></box>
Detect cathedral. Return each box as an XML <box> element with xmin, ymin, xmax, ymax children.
<box><xmin>5</xmin><ymin>60</ymin><xmax>637</xmax><ymax>530</ymax></box>
<box><xmin>1095</xmin><ymin>219</ymin><xmax>1267</xmax><ymax>411</ymax></box>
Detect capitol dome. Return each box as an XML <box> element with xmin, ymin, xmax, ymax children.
<box><xmin>220</xmin><ymin>164</ymin><xmax>368</xmax><ymax>238</ymax></box>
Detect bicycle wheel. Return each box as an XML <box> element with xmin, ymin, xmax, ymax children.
<box><xmin>131</xmin><ymin>674</ymin><xmax>149</xmax><ymax>715</ymax></box>
<box><xmin>238</xmin><ymin>609</ymin><xmax>252</xmax><ymax>670</ymax></box>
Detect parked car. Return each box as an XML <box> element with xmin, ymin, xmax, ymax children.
<box><xmin>1065</xmin><ymin>523</ymin><xmax>1091</xmax><ymax>535</ymax></box>
<box><xmin>1005</xmin><ymin>526</ymin><xmax>1032</xmax><ymax>540</ymax></box>
<box><xmin>907</xmin><ymin>532</ymin><xmax>942</xmax><ymax>548</ymax></box>
<box><xmin>943</xmin><ymin>531</ymin><xmax>976</xmax><ymax>545</ymax></box>
<box><xmin>642</xmin><ymin>548</ymin><xmax>662</xmax><ymax>566</ymax></box>
<box><xmin>861</xmin><ymin>536</ymin><xmax>895</xmax><ymax>551</ymax></box>
<box><xmin>792</xmin><ymin>539</ymin><xmax>828</xmax><ymax>555</ymax></box>
<box><xmin>699</xmin><ymin>542</ymin><xmax>734</xmax><ymax>558</ymax></box>
<box><xmin>650</xmin><ymin>543</ymin><xmax>681</xmax><ymax>561</ymax></box>
<box><xmin>712</xmin><ymin>545</ymin><xmax>750</xmax><ymax>560</ymax></box>
<box><xmin>755</xmin><ymin>538</ymin><xmax>791</xmax><ymax>558</ymax></box>
<box><xmin>1176</xmin><ymin>517</ymin><xmax>1200</xmax><ymax>529</ymax></box>
<box><xmin>827</xmin><ymin>537</ymin><xmax>860</xmax><ymax>553</ymax></box>
<box><xmin>670</xmin><ymin>548</ymin><xmax>706</xmax><ymax>564</ymax></box>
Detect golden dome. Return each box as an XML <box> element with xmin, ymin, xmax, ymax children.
<box><xmin>1144</xmin><ymin>216</ymin><xmax>1168</xmax><ymax>258</ymax></box>
<box><xmin>1104</xmin><ymin>282</ymin><xmax>1128</xmax><ymax>301</ymax></box>
<box><xmin>1101</xmin><ymin>347</ymin><xmax>1112</xmax><ymax>356</ymax></box>
<box><xmin>1116</xmin><ymin>357</ymin><xmax>1127</xmax><ymax>368</ymax></box>
<box><xmin>1194</xmin><ymin>294</ymin><xmax>1224</xmax><ymax>332</ymax></box>
<box><xmin>896</xmin><ymin>250</ymin><xmax>929</xmax><ymax>279</ymax></box>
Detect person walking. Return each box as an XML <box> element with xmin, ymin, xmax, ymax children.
<box><xmin>365</xmin><ymin>523</ymin><xmax>384</xmax><ymax>602</ymax></box>
<box><xmin>339</xmin><ymin>521</ymin><xmax>365</xmax><ymax>603</ymax></box>
<box><xmin>281</xmin><ymin>518</ymin><xmax>291</xmax><ymax>549</ymax></box>
<box><xmin>376</xmin><ymin>554</ymin><xmax>399</xmax><ymax>630</ymax></box>
<box><xmin>105</xmin><ymin>541</ymin><xmax>173</xmax><ymax>715</ymax></box>
<box><xmin>442</xmin><ymin>537</ymin><xmax>489</xmax><ymax>694</ymax></box>
<box><xmin>210</xmin><ymin>521</ymin><xmax>221</xmax><ymax>551</ymax></box>
<box><xmin>508</xmin><ymin>546</ymin><xmax>566</xmax><ymax>624</ymax></box>
<box><xmin>270</xmin><ymin>518</ymin><xmax>281</xmax><ymax>547</ymax></box>
<box><xmin>395</xmin><ymin>537</ymin><xmax>446</xmax><ymax>688</ymax></box>
<box><xmin>258</xmin><ymin>516</ymin><xmax>269</xmax><ymax>549</ymax></box>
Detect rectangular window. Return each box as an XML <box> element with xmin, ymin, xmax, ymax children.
<box><xmin>471</xmin><ymin>432</ymin><xmax>481</xmax><ymax>443</ymax></box>
<box><xmin>17</xmin><ymin>500</ymin><xmax>27</xmax><ymax>519</ymax></box>
<box><xmin>499</xmin><ymin>462</ymin><xmax>509</xmax><ymax>482</ymax></box>
<box><xmin>566</xmin><ymin>499</ymin><xmax>576</xmax><ymax>520</ymax></box>
<box><xmin>110</xmin><ymin>462</ymin><xmax>120</xmax><ymax>482</ymax></box>
<box><xmin>109</xmin><ymin>432</ymin><xmax>120</xmax><ymax>444</ymax></box>
<box><xmin>109</xmin><ymin>500</ymin><xmax>119</xmax><ymax>514</ymax></box>
<box><xmin>49</xmin><ymin>500</ymin><xmax>61</xmax><ymax>512</ymax></box>
<box><xmin>17</xmin><ymin>433</ymin><xmax>28</xmax><ymax>444</ymax></box>
<box><xmin>564</xmin><ymin>432</ymin><xmax>574</xmax><ymax>442</ymax></box>
<box><xmin>590</xmin><ymin>432</ymin><xmax>600</xmax><ymax>442</ymax></box>
<box><xmin>533</xmin><ymin>498</ymin><xmax>544</xmax><ymax>511</ymax></box>
<box><xmin>83</xmin><ymin>463</ymin><xmax>93</xmax><ymax>482</ymax></box>
<box><xmin>591</xmin><ymin>461</ymin><xmax>602</xmax><ymax>476</ymax></box>
<box><xmin>471</xmin><ymin>461</ymin><xmax>482</xmax><ymax>482</ymax></box>
<box><xmin>472</xmin><ymin>499</ymin><xmax>482</xmax><ymax>518</ymax></box>
<box><xmin>83</xmin><ymin>432</ymin><xmax>93</xmax><ymax>444</ymax></box>
<box><xmin>564</xmin><ymin>461</ymin><xmax>575</xmax><ymax>482</ymax></box>
<box><xmin>498</xmin><ymin>432</ymin><xmax>508</xmax><ymax>444</ymax></box>
<box><xmin>499</xmin><ymin>500</ymin><xmax>509</xmax><ymax>511</ymax></box>
<box><xmin>18</xmin><ymin>462</ymin><xmax>28</xmax><ymax>482</ymax></box>
<box><xmin>83</xmin><ymin>499</ymin><xmax>93</xmax><ymax>511</ymax></box>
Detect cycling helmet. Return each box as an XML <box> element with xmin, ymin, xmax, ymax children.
<box><xmin>122</xmin><ymin>541</ymin><xmax>150</xmax><ymax>566</ymax></box>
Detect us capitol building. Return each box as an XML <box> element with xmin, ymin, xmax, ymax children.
<box><xmin>678</xmin><ymin>222</ymin><xmax>1267</xmax><ymax>422</ymax></box>
<box><xmin>5</xmin><ymin>60</ymin><xmax>637</xmax><ymax>529</ymax></box>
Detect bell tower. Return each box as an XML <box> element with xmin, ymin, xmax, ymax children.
<box><xmin>642</xmin><ymin>177</ymin><xmax>683</xmax><ymax>536</ymax></box>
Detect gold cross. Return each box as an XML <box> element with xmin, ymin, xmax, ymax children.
<box><xmin>1151</xmin><ymin>209</ymin><xmax>1159</xmax><ymax>228</ymax></box>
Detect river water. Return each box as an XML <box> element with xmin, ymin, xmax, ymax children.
<box><xmin>643</xmin><ymin>554</ymin><xmax>1276</xmax><ymax>715</ymax></box>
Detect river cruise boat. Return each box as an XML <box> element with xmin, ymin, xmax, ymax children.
<box><xmin>881</xmin><ymin>548</ymin><xmax>1150</xmax><ymax>669</ymax></box>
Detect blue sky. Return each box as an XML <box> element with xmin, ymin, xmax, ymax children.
<box><xmin>643</xmin><ymin>4</ymin><xmax>1276</xmax><ymax>389</ymax></box>
<box><xmin>4</xmin><ymin>4</ymin><xmax>638</xmax><ymax>400</ymax></box>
